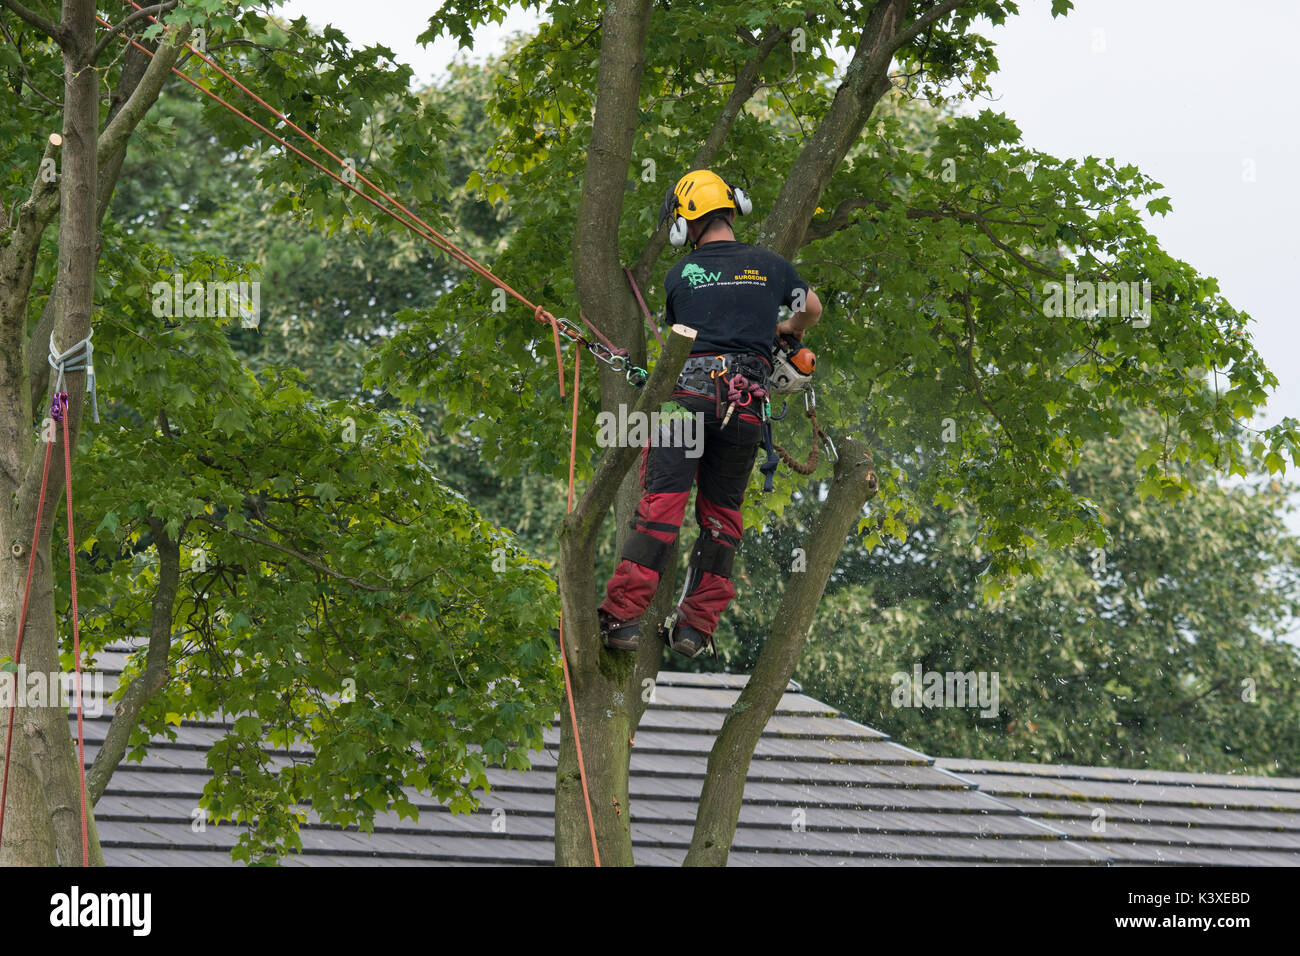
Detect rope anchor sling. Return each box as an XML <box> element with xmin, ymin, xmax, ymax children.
<box><xmin>49</xmin><ymin>330</ymin><xmax>99</xmax><ymax>424</ymax></box>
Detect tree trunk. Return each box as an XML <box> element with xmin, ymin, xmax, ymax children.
<box><xmin>685</xmin><ymin>440</ymin><xmax>877</xmax><ymax>865</ymax></box>
<box><xmin>553</xmin><ymin>326</ymin><xmax>694</xmax><ymax>865</ymax></box>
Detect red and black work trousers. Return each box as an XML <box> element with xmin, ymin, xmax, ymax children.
<box><xmin>599</xmin><ymin>389</ymin><xmax>763</xmax><ymax>636</ymax></box>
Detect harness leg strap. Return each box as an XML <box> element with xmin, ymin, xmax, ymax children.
<box><xmin>621</xmin><ymin>529</ymin><xmax>674</xmax><ymax>573</ymax></box>
<box><xmin>688</xmin><ymin>534</ymin><xmax>735</xmax><ymax>580</ymax></box>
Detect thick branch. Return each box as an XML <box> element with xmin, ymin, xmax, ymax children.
<box><xmin>0</xmin><ymin>135</ymin><xmax>62</xmax><ymax>301</ymax></box>
<box><xmin>96</xmin><ymin>20</ymin><xmax>192</xmax><ymax>172</ymax></box>
<box><xmin>0</xmin><ymin>0</ymin><xmax>65</xmax><ymax>44</ymax></box>
<box><xmin>888</xmin><ymin>0</ymin><xmax>969</xmax><ymax>59</ymax></box>
<box><xmin>86</xmin><ymin>516</ymin><xmax>181</xmax><ymax>803</ymax></box>
<box><xmin>89</xmin><ymin>0</ymin><xmax>178</xmax><ymax>63</ymax></box>
<box><xmin>759</xmin><ymin>0</ymin><xmax>975</xmax><ymax>257</ymax></box>
<box><xmin>571</xmin><ymin>0</ymin><xmax>654</xmax><ymax>343</ymax></box>
<box><xmin>684</xmin><ymin>439</ymin><xmax>878</xmax><ymax>865</ymax></box>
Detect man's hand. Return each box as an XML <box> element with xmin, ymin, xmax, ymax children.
<box><xmin>776</xmin><ymin>318</ymin><xmax>804</xmax><ymax>340</ymax></box>
<box><xmin>780</xmin><ymin>289</ymin><xmax>822</xmax><ymax>340</ymax></box>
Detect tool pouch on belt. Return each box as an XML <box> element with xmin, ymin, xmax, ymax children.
<box><xmin>676</xmin><ymin>353</ymin><xmax>770</xmax><ymax>405</ymax></box>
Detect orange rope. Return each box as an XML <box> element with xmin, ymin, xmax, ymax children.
<box><xmin>102</xmin><ymin>6</ymin><xmax>604</xmax><ymax>866</ymax></box>
<box><xmin>108</xmin><ymin>5</ymin><xmax>609</xmax><ymax>371</ymax></box>
<box><xmin>557</xmin><ymin>351</ymin><xmax>599</xmax><ymax>864</ymax></box>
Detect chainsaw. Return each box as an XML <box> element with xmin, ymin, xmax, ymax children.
<box><xmin>769</xmin><ymin>332</ymin><xmax>816</xmax><ymax>394</ymax></box>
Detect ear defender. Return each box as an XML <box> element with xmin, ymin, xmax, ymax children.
<box><xmin>659</xmin><ymin>172</ymin><xmax>751</xmax><ymax>246</ymax></box>
<box><xmin>730</xmin><ymin>185</ymin><xmax>752</xmax><ymax>216</ymax></box>
<box><xmin>659</xmin><ymin>185</ymin><xmax>690</xmax><ymax>246</ymax></box>
<box><xmin>668</xmin><ymin>216</ymin><xmax>690</xmax><ymax>247</ymax></box>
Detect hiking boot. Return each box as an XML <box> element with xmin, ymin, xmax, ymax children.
<box><xmin>668</xmin><ymin>620</ymin><xmax>713</xmax><ymax>660</ymax></box>
<box><xmin>599</xmin><ymin>610</ymin><xmax>640</xmax><ymax>651</ymax></box>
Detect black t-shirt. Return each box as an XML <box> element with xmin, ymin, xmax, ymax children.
<box><xmin>664</xmin><ymin>241</ymin><xmax>809</xmax><ymax>365</ymax></box>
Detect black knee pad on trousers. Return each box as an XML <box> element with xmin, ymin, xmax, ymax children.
<box><xmin>689</xmin><ymin>535</ymin><xmax>735</xmax><ymax>579</ymax></box>
<box><xmin>623</xmin><ymin>529</ymin><xmax>673</xmax><ymax>573</ymax></box>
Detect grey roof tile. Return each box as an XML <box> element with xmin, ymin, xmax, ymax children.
<box><xmin>80</xmin><ymin>655</ymin><xmax>1300</xmax><ymax>867</ymax></box>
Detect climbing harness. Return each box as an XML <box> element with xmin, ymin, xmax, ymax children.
<box><xmin>0</xmin><ymin>384</ymin><xmax>91</xmax><ymax>866</ymax></box>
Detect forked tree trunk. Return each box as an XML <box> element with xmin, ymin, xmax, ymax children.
<box><xmin>553</xmin><ymin>326</ymin><xmax>695</xmax><ymax>866</ymax></box>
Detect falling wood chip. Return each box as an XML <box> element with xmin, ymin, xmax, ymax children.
<box><xmin>611</xmin><ymin>796</ymin><xmax>622</xmax><ymax>817</ymax></box>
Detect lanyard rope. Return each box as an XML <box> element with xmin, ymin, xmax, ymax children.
<box><xmin>0</xmin><ymin>390</ymin><xmax>90</xmax><ymax>865</ymax></box>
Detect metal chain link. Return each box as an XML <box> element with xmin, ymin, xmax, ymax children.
<box><xmin>551</xmin><ymin>316</ymin><xmax>648</xmax><ymax>388</ymax></box>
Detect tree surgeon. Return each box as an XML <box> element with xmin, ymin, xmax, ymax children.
<box><xmin>598</xmin><ymin>169</ymin><xmax>822</xmax><ymax>658</ymax></box>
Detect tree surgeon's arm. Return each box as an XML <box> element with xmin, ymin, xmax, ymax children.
<box><xmin>777</xmin><ymin>290</ymin><xmax>822</xmax><ymax>339</ymax></box>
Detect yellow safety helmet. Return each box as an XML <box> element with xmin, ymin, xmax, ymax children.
<box><xmin>657</xmin><ymin>169</ymin><xmax>752</xmax><ymax>247</ymax></box>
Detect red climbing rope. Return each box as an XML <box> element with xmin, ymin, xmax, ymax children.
<box><xmin>624</xmin><ymin>267</ymin><xmax>664</xmax><ymax>348</ymax></box>
<box><xmin>558</xmin><ymin>352</ymin><xmax>600</xmax><ymax>865</ymax></box>
<box><xmin>101</xmin><ymin>4</ymin><xmax>607</xmax><ymax>866</ymax></box>
<box><xmin>112</xmin><ymin>1</ymin><xmax>631</xmax><ymax>395</ymax></box>
<box><xmin>0</xmin><ymin>394</ymin><xmax>90</xmax><ymax>865</ymax></box>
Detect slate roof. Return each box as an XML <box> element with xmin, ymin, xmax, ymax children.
<box><xmin>75</xmin><ymin>646</ymin><xmax>1300</xmax><ymax>866</ymax></box>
